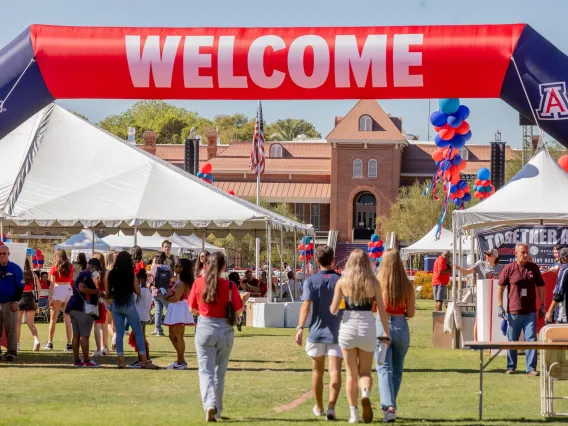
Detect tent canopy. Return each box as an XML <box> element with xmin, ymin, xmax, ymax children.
<box><xmin>453</xmin><ymin>148</ymin><xmax>568</xmax><ymax>232</ymax></box>
<box><xmin>54</xmin><ymin>229</ymin><xmax>224</xmax><ymax>254</ymax></box>
<box><xmin>0</xmin><ymin>104</ymin><xmax>312</xmax><ymax>238</ymax></box>
<box><xmin>400</xmin><ymin>226</ymin><xmax>475</xmax><ymax>259</ymax></box>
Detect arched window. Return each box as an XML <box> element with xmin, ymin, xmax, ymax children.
<box><xmin>368</xmin><ymin>159</ymin><xmax>377</xmax><ymax>178</ymax></box>
<box><xmin>359</xmin><ymin>115</ymin><xmax>372</xmax><ymax>131</ymax></box>
<box><xmin>353</xmin><ymin>159</ymin><xmax>363</xmax><ymax>177</ymax></box>
<box><xmin>270</xmin><ymin>144</ymin><xmax>283</xmax><ymax>158</ymax></box>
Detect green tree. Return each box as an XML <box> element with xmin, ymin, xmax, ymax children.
<box><xmin>505</xmin><ymin>140</ymin><xmax>568</xmax><ymax>182</ymax></box>
<box><xmin>380</xmin><ymin>180</ymin><xmax>481</xmax><ymax>245</ymax></box>
<box><xmin>212</xmin><ymin>113</ymin><xmax>257</xmax><ymax>143</ymax></box>
<box><xmin>267</xmin><ymin>118</ymin><xmax>321</xmax><ymax>141</ymax></box>
<box><xmin>70</xmin><ymin>111</ymin><xmax>89</xmax><ymax>121</ymax></box>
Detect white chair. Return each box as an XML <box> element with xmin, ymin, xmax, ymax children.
<box><xmin>540</xmin><ymin>324</ymin><xmax>568</xmax><ymax>417</ymax></box>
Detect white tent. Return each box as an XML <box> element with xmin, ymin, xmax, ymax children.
<box><xmin>0</xmin><ymin>104</ymin><xmax>313</xmax><ymax>239</ymax></box>
<box><xmin>453</xmin><ymin>147</ymin><xmax>568</xmax><ymax>232</ymax></box>
<box><xmin>102</xmin><ymin>232</ymin><xmax>224</xmax><ymax>254</ymax></box>
<box><xmin>400</xmin><ymin>226</ymin><xmax>475</xmax><ymax>259</ymax></box>
<box><xmin>54</xmin><ymin>229</ymin><xmax>111</xmax><ymax>252</ymax></box>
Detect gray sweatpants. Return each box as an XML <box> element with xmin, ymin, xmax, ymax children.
<box><xmin>0</xmin><ymin>302</ymin><xmax>19</xmax><ymax>356</ymax></box>
<box><xmin>194</xmin><ymin>316</ymin><xmax>234</xmax><ymax>416</ymax></box>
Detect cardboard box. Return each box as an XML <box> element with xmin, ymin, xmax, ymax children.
<box><xmin>246</xmin><ymin>302</ymin><xmax>254</xmax><ymax>327</ymax></box>
<box><xmin>432</xmin><ymin>312</ymin><xmax>453</xmax><ymax>349</ymax></box>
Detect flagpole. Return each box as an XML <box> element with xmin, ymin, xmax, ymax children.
<box><xmin>255</xmin><ymin>101</ymin><xmax>261</xmax><ymax>282</ymax></box>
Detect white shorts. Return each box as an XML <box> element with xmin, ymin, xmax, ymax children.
<box><xmin>53</xmin><ymin>284</ymin><xmax>73</xmax><ymax>303</ymax></box>
<box><xmin>305</xmin><ymin>340</ymin><xmax>343</xmax><ymax>359</ymax></box>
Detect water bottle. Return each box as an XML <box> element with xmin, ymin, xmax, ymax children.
<box><xmin>376</xmin><ymin>336</ymin><xmax>390</xmax><ymax>365</ymax></box>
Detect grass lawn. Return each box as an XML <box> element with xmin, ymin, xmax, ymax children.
<box><xmin>2</xmin><ymin>300</ymin><xmax>567</xmax><ymax>425</ymax></box>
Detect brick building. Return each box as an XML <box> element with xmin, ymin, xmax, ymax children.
<box><xmin>140</xmin><ymin>100</ymin><xmax>512</xmax><ymax>245</ymax></box>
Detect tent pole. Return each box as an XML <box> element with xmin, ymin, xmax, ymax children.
<box><xmin>134</xmin><ymin>226</ymin><xmax>138</xmax><ymax>246</ymax></box>
<box><xmin>458</xmin><ymin>229</ymin><xmax>463</xmax><ymax>301</ymax></box>
<box><xmin>293</xmin><ymin>228</ymin><xmax>297</xmax><ymax>300</ymax></box>
<box><xmin>280</xmin><ymin>228</ymin><xmax>284</xmax><ymax>299</ymax></box>
<box><xmin>267</xmin><ymin>222</ymin><xmax>272</xmax><ymax>302</ymax></box>
<box><xmin>470</xmin><ymin>232</ymin><xmax>476</xmax><ymax>302</ymax></box>
<box><xmin>0</xmin><ymin>221</ymin><xmax>3</xmax><ymax>240</ymax></box>
<box><xmin>452</xmin><ymin>229</ymin><xmax>457</xmax><ymax>303</ymax></box>
<box><xmin>91</xmin><ymin>228</ymin><xmax>95</xmax><ymax>254</ymax></box>
<box><xmin>202</xmin><ymin>229</ymin><xmax>206</xmax><ymax>252</ymax></box>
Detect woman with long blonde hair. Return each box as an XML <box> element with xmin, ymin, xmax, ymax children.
<box><xmin>44</xmin><ymin>249</ymin><xmax>74</xmax><ymax>351</ymax></box>
<box><xmin>375</xmin><ymin>249</ymin><xmax>415</xmax><ymax>423</ymax></box>
<box><xmin>330</xmin><ymin>249</ymin><xmax>389</xmax><ymax>424</ymax></box>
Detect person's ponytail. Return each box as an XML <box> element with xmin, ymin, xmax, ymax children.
<box><xmin>202</xmin><ymin>252</ymin><xmax>226</xmax><ymax>304</ymax></box>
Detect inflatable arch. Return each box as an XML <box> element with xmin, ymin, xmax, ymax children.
<box><xmin>1</xmin><ymin>24</ymin><xmax>568</xmax><ymax>147</ymax></box>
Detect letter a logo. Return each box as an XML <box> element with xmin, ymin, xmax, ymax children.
<box><xmin>536</xmin><ymin>82</ymin><xmax>568</xmax><ymax>120</ymax></box>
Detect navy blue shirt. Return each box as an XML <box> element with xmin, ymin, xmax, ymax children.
<box><xmin>66</xmin><ymin>270</ymin><xmax>98</xmax><ymax>313</ymax></box>
<box><xmin>0</xmin><ymin>261</ymin><xmax>24</xmax><ymax>303</ymax></box>
<box><xmin>553</xmin><ymin>263</ymin><xmax>568</xmax><ymax>323</ymax></box>
<box><xmin>301</xmin><ymin>269</ymin><xmax>342</xmax><ymax>344</ymax></box>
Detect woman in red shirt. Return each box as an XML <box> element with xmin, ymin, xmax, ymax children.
<box><xmin>45</xmin><ymin>249</ymin><xmax>74</xmax><ymax>351</ymax></box>
<box><xmin>189</xmin><ymin>252</ymin><xmax>244</xmax><ymax>422</ymax></box>
<box><xmin>18</xmin><ymin>258</ymin><xmax>41</xmax><ymax>351</ymax></box>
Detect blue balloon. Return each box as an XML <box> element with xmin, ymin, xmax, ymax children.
<box><xmin>472</xmin><ymin>185</ymin><xmax>478</xmax><ymax>192</ymax></box>
<box><xmin>210</xmin><ymin>175</ymin><xmax>215</xmax><ymax>183</ymax></box>
<box><xmin>450</xmin><ymin>155</ymin><xmax>462</xmax><ymax>166</ymax></box>
<box><xmin>449</xmin><ymin>185</ymin><xmax>458</xmax><ymax>194</ymax></box>
<box><xmin>435</xmin><ymin>134</ymin><xmax>451</xmax><ymax>148</ymax></box>
<box><xmin>479</xmin><ymin>186</ymin><xmax>487</xmax><ymax>193</ymax></box>
<box><xmin>462</xmin><ymin>130</ymin><xmax>472</xmax><ymax>142</ymax></box>
<box><xmin>463</xmin><ymin>193</ymin><xmax>472</xmax><ymax>202</ymax></box>
<box><xmin>450</xmin><ymin>134</ymin><xmax>466</xmax><ymax>149</ymax></box>
<box><xmin>430</xmin><ymin>111</ymin><xmax>447</xmax><ymax>127</ymax></box>
<box><xmin>371</xmin><ymin>234</ymin><xmax>379</xmax><ymax>242</ymax></box>
<box><xmin>197</xmin><ymin>172</ymin><xmax>204</xmax><ymax>178</ymax></box>
<box><xmin>378</xmin><ymin>246</ymin><xmax>385</xmax><ymax>253</ymax></box>
<box><xmin>447</xmin><ymin>115</ymin><xmax>463</xmax><ymax>128</ymax></box>
<box><xmin>452</xmin><ymin>198</ymin><xmax>463</xmax><ymax>206</ymax></box>
<box><xmin>310</xmin><ymin>249</ymin><xmax>314</xmax><ymax>255</ymax></box>
<box><xmin>458</xmin><ymin>180</ymin><xmax>467</xmax><ymax>190</ymax></box>
<box><xmin>370</xmin><ymin>247</ymin><xmax>377</xmax><ymax>253</ymax></box>
<box><xmin>456</xmin><ymin>105</ymin><xmax>470</xmax><ymax>120</ymax></box>
<box><xmin>477</xmin><ymin>167</ymin><xmax>490</xmax><ymax>181</ymax></box>
<box><xmin>434</xmin><ymin>161</ymin><xmax>440</xmax><ymax>167</ymax></box>
<box><xmin>439</xmin><ymin>98</ymin><xmax>460</xmax><ymax>115</ymax></box>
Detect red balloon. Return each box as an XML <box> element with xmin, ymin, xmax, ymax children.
<box><xmin>367</xmin><ymin>242</ymin><xmax>373</xmax><ymax>248</ymax></box>
<box><xmin>433</xmin><ymin>125</ymin><xmax>443</xmax><ymax>132</ymax></box>
<box><xmin>450</xmin><ymin>192</ymin><xmax>457</xmax><ymax>200</ymax></box>
<box><xmin>373</xmin><ymin>241</ymin><xmax>381</xmax><ymax>248</ymax></box>
<box><xmin>32</xmin><ymin>255</ymin><xmax>37</xmax><ymax>261</ymax></box>
<box><xmin>489</xmin><ymin>185</ymin><xmax>495</xmax><ymax>193</ymax></box>
<box><xmin>482</xmin><ymin>180</ymin><xmax>490</xmax><ymax>187</ymax></box>
<box><xmin>455</xmin><ymin>120</ymin><xmax>470</xmax><ymax>135</ymax></box>
<box><xmin>299</xmin><ymin>255</ymin><xmax>305</xmax><ymax>261</ymax></box>
<box><xmin>36</xmin><ymin>249</ymin><xmax>42</xmax><ymax>256</ymax></box>
<box><xmin>227</xmin><ymin>190</ymin><xmax>235</xmax><ymax>196</ymax></box>
<box><xmin>306</xmin><ymin>254</ymin><xmax>312</xmax><ymax>261</ymax></box>
<box><xmin>450</xmin><ymin>173</ymin><xmax>461</xmax><ymax>185</ymax></box>
<box><xmin>474</xmin><ymin>191</ymin><xmax>482</xmax><ymax>198</ymax></box>
<box><xmin>474</xmin><ymin>179</ymin><xmax>482</xmax><ymax>186</ymax></box>
<box><xmin>464</xmin><ymin>186</ymin><xmax>470</xmax><ymax>193</ymax></box>
<box><xmin>376</xmin><ymin>252</ymin><xmax>383</xmax><ymax>258</ymax></box>
<box><xmin>378</xmin><ymin>240</ymin><xmax>384</xmax><ymax>247</ymax></box>
<box><xmin>558</xmin><ymin>155</ymin><xmax>568</xmax><ymax>173</ymax></box>
<box><xmin>442</xmin><ymin>147</ymin><xmax>457</xmax><ymax>159</ymax></box>
<box><xmin>200</xmin><ymin>162</ymin><xmax>213</xmax><ymax>174</ymax></box>
<box><xmin>38</xmin><ymin>255</ymin><xmax>44</xmax><ymax>261</ymax></box>
<box><xmin>483</xmin><ymin>192</ymin><xmax>490</xmax><ymax>198</ymax></box>
<box><xmin>369</xmin><ymin>252</ymin><xmax>376</xmax><ymax>259</ymax></box>
<box><xmin>432</xmin><ymin>149</ymin><xmax>444</xmax><ymax>162</ymax></box>
<box><xmin>439</xmin><ymin>127</ymin><xmax>455</xmax><ymax>141</ymax></box>
<box><xmin>309</xmin><ymin>243</ymin><xmax>314</xmax><ymax>250</ymax></box>
<box><xmin>456</xmin><ymin>189</ymin><xmax>465</xmax><ymax>198</ymax></box>
<box><xmin>298</xmin><ymin>244</ymin><xmax>305</xmax><ymax>250</ymax></box>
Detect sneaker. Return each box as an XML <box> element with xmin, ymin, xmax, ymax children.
<box><xmin>505</xmin><ymin>369</ymin><xmax>515</xmax><ymax>374</ymax></box>
<box><xmin>83</xmin><ymin>360</ymin><xmax>100</xmax><ymax>368</ymax></box>
<box><xmin>151</xmin><ymin>329</ymin><xmax>159</xmax><ymax>335</ymax></box>
<box><xmin>166</xmin><ymin>362</ymin><xmax>188</xmax><ymax>370</ymax></box>
<box><xmin>326</xmin><ymin>408</ymin><xmax>336</xmax><ymax>421</ymax></box>
<box><xmin>156</xmin><ymin>331</ymin><xmax>165</xmax><ymax>337</ymax></box>
<box><xmin>141</xmin><ymin>361</ymin><xmax>160</xmax><ymax>370</ymax></box>
<box><xmin>348</xmin><ymin>407</ymin><xmax>360</xmax><ymax>424</ymax></box>
<box><xmin>4</xmin><ymin>353</ymin><xmax>16</xmax><ymax>362</ymax></box>
<box><xmin>43</xmin><ymin>342</ymin><xmax>53</xmax><ymax>350</ymax></box>
<box><xmin>128</xmin><ymin>361</ymin><xmax>143</xmax><ymax>369</ymax></box>
<box><xmin>124</xmin><ymin>330</ymin><xmax>130</xmax><ymax>336</ymax></box>
<box><xmin>361</xmin><ymin>389</ymin><xmax>373</xmax><ymax>423</ymax></box>
<box><xmin>526</xmin><ymin>370</ymin><xmax>540</xmax><ymax>377</ymax></box>
<box><xmin>92</xmin><ymin>351</ymin><xmax>102</xmax><ymax>358</ymax></box>
<box><xmin>205</xmin><ymin>406</ymin><xmax>217</xmax><ymax>422</ymax></box>
<box><xmin>65</xmin><ymin>343</ymin><xmax>73</xmax><ymax>351</ymax></box>
<box><xmin>33</xmin><ymin>340</ymin><xmax>40</xmax><ymax>352</ymax></box>
<box><xmin>74</xmin><ymin>360</ymin><xmax>85</xmax><ymax>367</ymax></box>
<box><xmin>312</xmin><ymin>405</ymin><xmax>325</xmax><ymax>417</ymax></box>
<box><xmin>101</xmin><ymin>347</ymin><xmax>109</xmax><ymax>356</ymax></box>
<box><xmin>383</xmin><ymin>407</ymin><xmax>396</xmax><ymax>423</ymax></box>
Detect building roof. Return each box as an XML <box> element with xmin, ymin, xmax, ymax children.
<box><xmin>215</xmin><ymin>181</ymin><xmax>330</xmax><ymax>203</ymax></box>
<box><xmin>207</xmin><ymin>157</ymin><xmax>330</xmax><ymax>174</ymax></box>
<box><xmin>326</xmin><ymin>100</ymin><xmax>408</xmax><ymax>142</ymax></box>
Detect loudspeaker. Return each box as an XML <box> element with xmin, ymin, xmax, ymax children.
<box><xmin>184</xmin><ymin>139</ymin><xmax>196</xmax><ymax>175</ymax></box>
<box><xmin>490</xmin><ymin>142</ymin><xmax>506</xmax><ymax>190</ymax></box>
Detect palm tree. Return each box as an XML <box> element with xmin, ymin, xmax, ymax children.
<box><xmin>268</xmin><ymin>119</ymin><xmax>321</xmax><ymax>141</ymax></box>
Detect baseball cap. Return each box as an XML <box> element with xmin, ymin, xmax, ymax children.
<box><xmin>87</xmin><ymin>258</ymin><xmax>102</xmax><ymax>270</ymax></box>
<box><xmin>484</xmin><ymin>249</ymin><xmax>499</xmax><ymax>257</ymax></box>
<box><xmin>560</xmin><ymin>247</ymin><xmax>568</xmax><ymax>261</ymax></box>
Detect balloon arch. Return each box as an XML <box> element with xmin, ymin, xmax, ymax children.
<box><xmin>1</xmin><ymin>23</ymin><xmax>568</xmax><ymax>148</ymax></box>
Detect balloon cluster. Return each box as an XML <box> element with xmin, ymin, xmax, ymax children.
<box><xmin>32</xmin><ymin>249</ymin><xmax>44</xmax><ymax>268</ymax></box>
<box><xmin>472</xmin><ymin>168</ymin><xmax>495</xmax><ymax>199</ymax></box>
<box><xmin>197</xmin><ymin>163</ymin><xmax>215</xmax><ymax>184</ymax></box>
<box><xmin>367</xmin><ymin>234</ymin><xmax>385</xmax><ymax>263</ymax></box>
<box><xmin>432</xmin><ymin>147</ymin><xmax>468</xmax><ymax>185</ymax></box>
<box><xmin>431</xmin><ymin>99</ymin><xmax>472</xmax><ymax>150</ymax></box>
<box><xmin>449</xmin><ymin>179</ymin><xmax>472</xmax><ymax>206</ymax></box>
<box><xmin>298</xmin><ymin>236</ymin><xmax>314</xmax><ymax>262</ymax></box>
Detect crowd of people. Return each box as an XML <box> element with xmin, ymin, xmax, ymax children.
<box><xmin>0</xmin><ymin>238</ymin><xmax>566</xmax><ymax>423</ymax></box>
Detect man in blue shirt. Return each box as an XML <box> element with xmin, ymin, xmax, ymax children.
<box><xmin>546</xmin><ymin>247</ymin><xmax>568</xmax><ymax>324</ymax></box>
<box><xmin>295</xmin><ymin>246</ymin><xmax>342</xmax><ymax>421</ymax></box>
<box><xmin>0</xmin><ymin>245</ymin><xmax>25</xmax><ymax>361</ymax></box>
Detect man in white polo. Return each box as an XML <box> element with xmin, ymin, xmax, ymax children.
<box><xmin>295</xmin><ymin>246</ymin><xmax>343</xmax><ymax>421</ymax></box>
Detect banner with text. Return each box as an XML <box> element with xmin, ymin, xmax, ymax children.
<box><xmin>477</xmin><ymin>225</ymin><xmax>568</xmax><ymax>266</ymax></box>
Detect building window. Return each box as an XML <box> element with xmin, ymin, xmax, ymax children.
<box><xmin>368</xmin><ymin>159</ymin><xmax>377</xmax><ymax>178</ymax></box>
<box><xmin>311</xmin><ymin>203</ymin><xmax>320</xmax><ymax>230</ymax></box>
<box><xmin>270</xmin><ymin>144</ymin><xmax>283</xmax><ymax>158</ymax></box>
<box><xmin>295</xmin><ymin>203</ymin><xmax>305</xmax><ymax>223</ymax></box>
<box><xmin>353</xmin><ymin>159</ymin><xmax>363</xmax><ymax>178</ymax></box>
<box><xmin>359</xmin><ymin>115</ymin><xmax>372</xmax><ymax>131</ymax></box>
<box><xmin>460</xmin><ymin>147</ymin><xmax>469</xmax><ymax>160</ymax></box>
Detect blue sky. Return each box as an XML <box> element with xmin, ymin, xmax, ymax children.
<box><xmin>1</xmin><ymin>0</ymin><xmax>565</xmax><ymax>147</ymax></box>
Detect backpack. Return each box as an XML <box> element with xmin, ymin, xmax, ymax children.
<box><xmin>154</xmin><ymin>266</ymin><xmax>171</xmax><ymax>290</ymax></box>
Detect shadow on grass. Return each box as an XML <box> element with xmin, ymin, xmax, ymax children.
<box><xmin>398</xmin><ymin>418</ymin><xmax>568</xmax><ymax>424</ymax></box>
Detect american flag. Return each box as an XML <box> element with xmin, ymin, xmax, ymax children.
<box><xmin>249</xmin><ymin>101</ymin><xmax>265</xmax><ymax>175</ymax></box>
